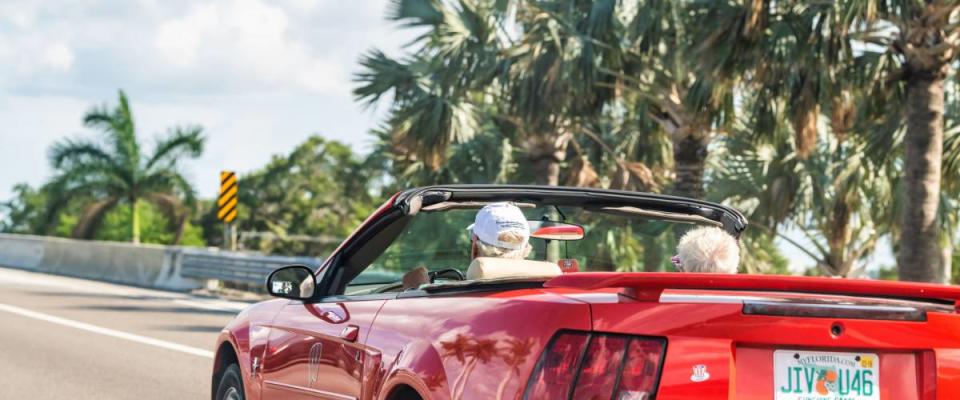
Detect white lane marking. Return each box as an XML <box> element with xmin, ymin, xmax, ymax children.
<box><xmin>0</xmin><ymin>302</ymin><xmax>215</xmax><ymax>359</ymax></box>
<box><xmin>173</xmin><ymin>299</ymin><xmax>248</xmax><ymax>312</ymax></box>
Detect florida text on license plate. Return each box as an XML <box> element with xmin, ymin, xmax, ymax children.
<box><xmin>773</xmin><ymin>350</ymin><xmax>879</xmax><ymax>400</ymax></box>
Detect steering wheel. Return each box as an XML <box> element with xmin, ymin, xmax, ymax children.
<box><xmin>428</xmin><ymin>268</ymin><xmax>466</xmax><ymax>283</ymax></box>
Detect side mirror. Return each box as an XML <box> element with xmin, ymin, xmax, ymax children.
<box><xmin>266</xmin><ymin>265</ymin><xmax>316</xmax><ymax>300</ymax></box>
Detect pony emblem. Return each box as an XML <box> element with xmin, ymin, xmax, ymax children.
<box><xmin>307</xmin><ymin>343</ymin><xmax>323</xmax><ymax>387</ymax></box>
<box><xmin>690</xmin><ymin>364</ymin><xmax>710</xmax><ymax>382</ymax></box>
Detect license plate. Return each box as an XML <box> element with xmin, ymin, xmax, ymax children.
<box><xmin>774</xmin><ymin>350</ymin><xmax>879</xmax><ymax>400</ymax></box>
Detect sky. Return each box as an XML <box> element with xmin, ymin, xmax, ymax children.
<box><xmin>0</xmin><ymin>0</ymin><xmax>895</xmax><ymax>273</ymax></box>
<box><xmin>0</xmin><ymin>0</ymin><xmax>415</xmax><ymax>202</ymax></box>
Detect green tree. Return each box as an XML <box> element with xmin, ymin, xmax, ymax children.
<box><xmin>530</xmin><ymin>0</ymin><xmax>738</xmax><ymax>198</ymax></box>
<box><xmin>358</xmin><ymin>0</ymin><xmax>741</xmax><ymax>199</ymax></box>
<box><xmin>355</xmin><ymin>0</ymin><xmax>626</xmax><ymax>187</ymax></box>
<box><xmin>230</xmin><ymin>136</ymin><xmax>377</xmax><ymax>256</ymax></box>
<box><xmin>697</xmin><ymin>1</ymin><xmax>960</xmax><ymax>282</ymax></box>
<box><xmin>94</xmin><ymin>202</ymin><xmax>204</xmax><ymax>246</ymax></box>
<box><xmin>713</xmin><ymin>115</ymin><xmax>892</xmax><ymax>277</ymax></box>
<box><xmin>362</xmin><ymin>108</ymin><xmax>518</xmax><ymax>189</ymax></box>
<box><xmin>1</xmin><ymin>182</ymin><xmax>93</xmax><ymax>237</ymax></box>
<box><xmin>874</xmin><ymin>3</ymin><xmax>959</xmax><ymax>283</ymax></box>
<box><xmin>0</xmin><ymin>183</ymin><xmax>50</xmax><ymax>234</ymax></box>
<box><xmin>46</xmin><ymin>90</ymin><xmax>204</xmax><ymax>244</ymax></box>
<box><xmin>353</xmin><ymin>1</ymin><xmax>502</xmax><ymax>180</ymax></box>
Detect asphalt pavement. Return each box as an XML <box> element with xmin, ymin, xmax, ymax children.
<box><xmin>0</xmin><ymin>266</ymin><xmax>247</xmax><ymax>400</ymax></box>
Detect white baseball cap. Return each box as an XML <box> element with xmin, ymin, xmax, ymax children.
<box><xmin>468</xmin><ymin>203</ymin><xmax>530</xmax><ymax>250</ymax></box>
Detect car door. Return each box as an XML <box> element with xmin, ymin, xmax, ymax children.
<box><xmin>261</xmin><ymin>297</ymin><xmax>386</xmax><ymax>399</ymax></box>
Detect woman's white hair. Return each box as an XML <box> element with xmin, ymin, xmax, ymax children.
<box><xmin>676</xmin><ymin>226</ymin><xmax>740</xmax><ymax>273</ymax></box>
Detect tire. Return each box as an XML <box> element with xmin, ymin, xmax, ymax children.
<box><xmin>215</xmin><ymin>364</ymin><xmax>245</xmax><ymax>400</ymax></box>
<box><xmin>391</xmin><ymin>386</ymin><xmax>423</xmax><ymax>400</ymax></box>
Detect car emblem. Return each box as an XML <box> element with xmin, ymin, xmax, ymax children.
<box><xmin>690</xmin><ymin>364</ymin><xmax>710</xmax><ymax>382</ymax></box>
<box><xmin>307</xmin><ymin>343</ymin><xmax>323</xmax><ymax>387</ymax></box>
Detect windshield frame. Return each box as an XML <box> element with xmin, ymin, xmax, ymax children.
<box><xmin>398</xmin><ymin>185</ymin><xmax>746</xmax><ymax>236</ymax></box>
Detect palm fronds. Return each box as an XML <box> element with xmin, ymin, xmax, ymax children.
<box><xmin>44</xmin><ymin>90</ymin><xmax>205</xmax><ymax>244</ymax></box>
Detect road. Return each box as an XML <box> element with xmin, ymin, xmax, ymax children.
<box><xmin>0</xmin><ymin>266</ymin><xmax>247</xmax><ymax>399</ymax></box>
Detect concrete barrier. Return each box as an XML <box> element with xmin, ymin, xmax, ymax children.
<box><xmin>0</xmin><ymin>233</ymin><xmax>326</xmax><ymax>291</ymax></box>
<box><xmin>0</xmin><ymin>233</ymin><xmax>203</xmax><ymax>291</ymax></box>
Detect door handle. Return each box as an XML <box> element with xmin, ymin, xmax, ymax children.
<box><xmin>321</xmin><ymin>310</ymin><xmax>344</xmax><ymax>323</ymax></box>
<box><xmin>340</xmin><ymin>324</ymin><xmax>359</xmax><ymax>342</ymax></box>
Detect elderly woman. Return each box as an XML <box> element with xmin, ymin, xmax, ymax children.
<box><xmin>671</xmin><ymin>226</ymin><xmax>740</xmax><ymax>274</ymax></box>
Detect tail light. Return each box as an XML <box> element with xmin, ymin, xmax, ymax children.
<box><xmin>524</xmin><ymin>331</ymin><xmax>666</xmax><ymax>400</ymax></box>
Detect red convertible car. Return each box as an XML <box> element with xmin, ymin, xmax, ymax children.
<box><xmin>212</xmin><ymin>185</ymin><xmax>960</xmax><ymax>400</ymax></box>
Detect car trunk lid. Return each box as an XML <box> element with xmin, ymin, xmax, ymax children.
<box><xmin>545</xmin><ymin>272</ymin><xmax>960</xmax><ymax>309</ymax></box>
<box><xmin>545</xmin><ymin>273</ymin><xmax>960</xmax><ymax>399</ymax></box>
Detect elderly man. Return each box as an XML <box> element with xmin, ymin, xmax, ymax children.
<box><xmin>468</xmin><ymin>202</ymin><xmax>533</xmax><ymax>260</ymax></box>
<box><xmin>672</xmin><ymin>226</ymin><xmax>740</xmax><ymax>274</ymax></box>
<box><xmin>402</xmin><ymin>203</ymin><xmax>533</xmax><ymax>290</ymax></box>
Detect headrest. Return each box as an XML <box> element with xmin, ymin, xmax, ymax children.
<box><xmin>466</xmin><ymin>257</ymin><xmax>563</xmax><ymax>281</ymax></box>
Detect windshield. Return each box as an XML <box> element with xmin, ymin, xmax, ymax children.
<box><xmin>346</xmin><ymin>204</ymin><xmax>717</xmax><ymax>294</ymax></box>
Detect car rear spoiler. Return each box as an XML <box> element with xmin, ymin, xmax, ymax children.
<box><xmin>545</xmin><ymin>272</ymin><xmax>960</xmax><ymax>310</ymax></box>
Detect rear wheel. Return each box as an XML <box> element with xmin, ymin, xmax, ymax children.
<box><xmin>390</xmin><ymin>385</ymin><xmax>423</xmax><ymax>400</ymax></box>
<box><xmin>215</xmin><ymin>364</ymin><xmax>244</xmax><ymax>400</ymax></box>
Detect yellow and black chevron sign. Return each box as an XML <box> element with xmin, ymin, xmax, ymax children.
<box><xmin>217</xmin><ymin>171</ymin><xmax>238</xmax><ymax>223</ymax></box>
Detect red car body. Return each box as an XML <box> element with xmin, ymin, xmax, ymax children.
<box><xmin>212</xmin><ymin>186</ymin><xmax>960</xmax><ymax>400</ymax></box>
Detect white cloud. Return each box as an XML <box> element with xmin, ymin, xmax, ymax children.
<box><xmin>0</xmin><ymin>0</ymin><xmax>417</xmax><ymax>202</ymax></box>
<box><xmin>39</xmin><ymin>42</ymin><xmax>74</xmax><ymax>71</ymax></box>
<box><xmin>0</xmin><ymin>0</ymin><xmax>39</xmax><ymax>28</ymax></box>
<box><xmin>153</xmin><ymin>0</ymin><xmax>346</xmax><ymax>94</ymax></box>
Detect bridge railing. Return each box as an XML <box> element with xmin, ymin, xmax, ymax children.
<box><xmin>180</xmin><ymin>249</ymin><xmax>322</xmax><ymax>286</ymax></box>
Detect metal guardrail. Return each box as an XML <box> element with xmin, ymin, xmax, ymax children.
<box><xmin>180</xmin><ymin>249</ymin><xmax>323</xmax><ymax>286</ymax></box>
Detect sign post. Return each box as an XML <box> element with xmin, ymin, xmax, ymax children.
<box><xmin>218</xmin><ymin>171</ymin><xmax>239</xmax><ymax>250</ymax></box>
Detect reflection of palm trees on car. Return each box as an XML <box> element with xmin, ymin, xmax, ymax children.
<box><xmin>495</xmin><ymin>338</ymin><xmax>536</xmax><ymax>400</ymax></box>
<box><xmin>440</xmin><ymin>333</ymin><xmax>537</xmax><ymax>400</ymax></box>
<box><xmin>440</xmin><ymin>334</ymin><xmax>499</xmax><ymax>400</ymax></box>
<box><xmin>440</xmin><ymin>333</ymin><xmax>472</xmax><ymax>399</ymax></box>
<box><xmin>455</xmin><ymin>337</ymin><xmax>499</xmax><ymax>399</ymax></box>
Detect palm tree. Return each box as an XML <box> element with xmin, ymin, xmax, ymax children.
<box><xmin>47</xmin><ymin>90</ymin><xmax>204</xmax><ymax>244</ymax></box>
<box><xmin>697</xmin><ymin>0</ymin><xmax>960</xmax><ymax>282</ymax></box>
<box><xmin>355</xmin><ymin>0</ymin><xmax>622</xmax><ymax>187</ymax></box>
<box><xmin>354</xmin><ymin>0</ymin><xmax>501</xmax><ymax>181</ymax></box>
<box><xmin>713</xmin><ymin>110</ymin><xmax>893</xmax><ymax>277</ymax></box>
<box><xmin>888</xmin><ymin>3</ymin><xmax>960</xmax><ymax>282</ymax></box>
<box><xmin>941</xmin><ymin>123</ymin><xmax>960</xmax><ymax>280</ymax></box>
<box><xmin>531</xmin><ymin>0</ymin><xmax>738</xmax><ymax>199</ymax></box>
